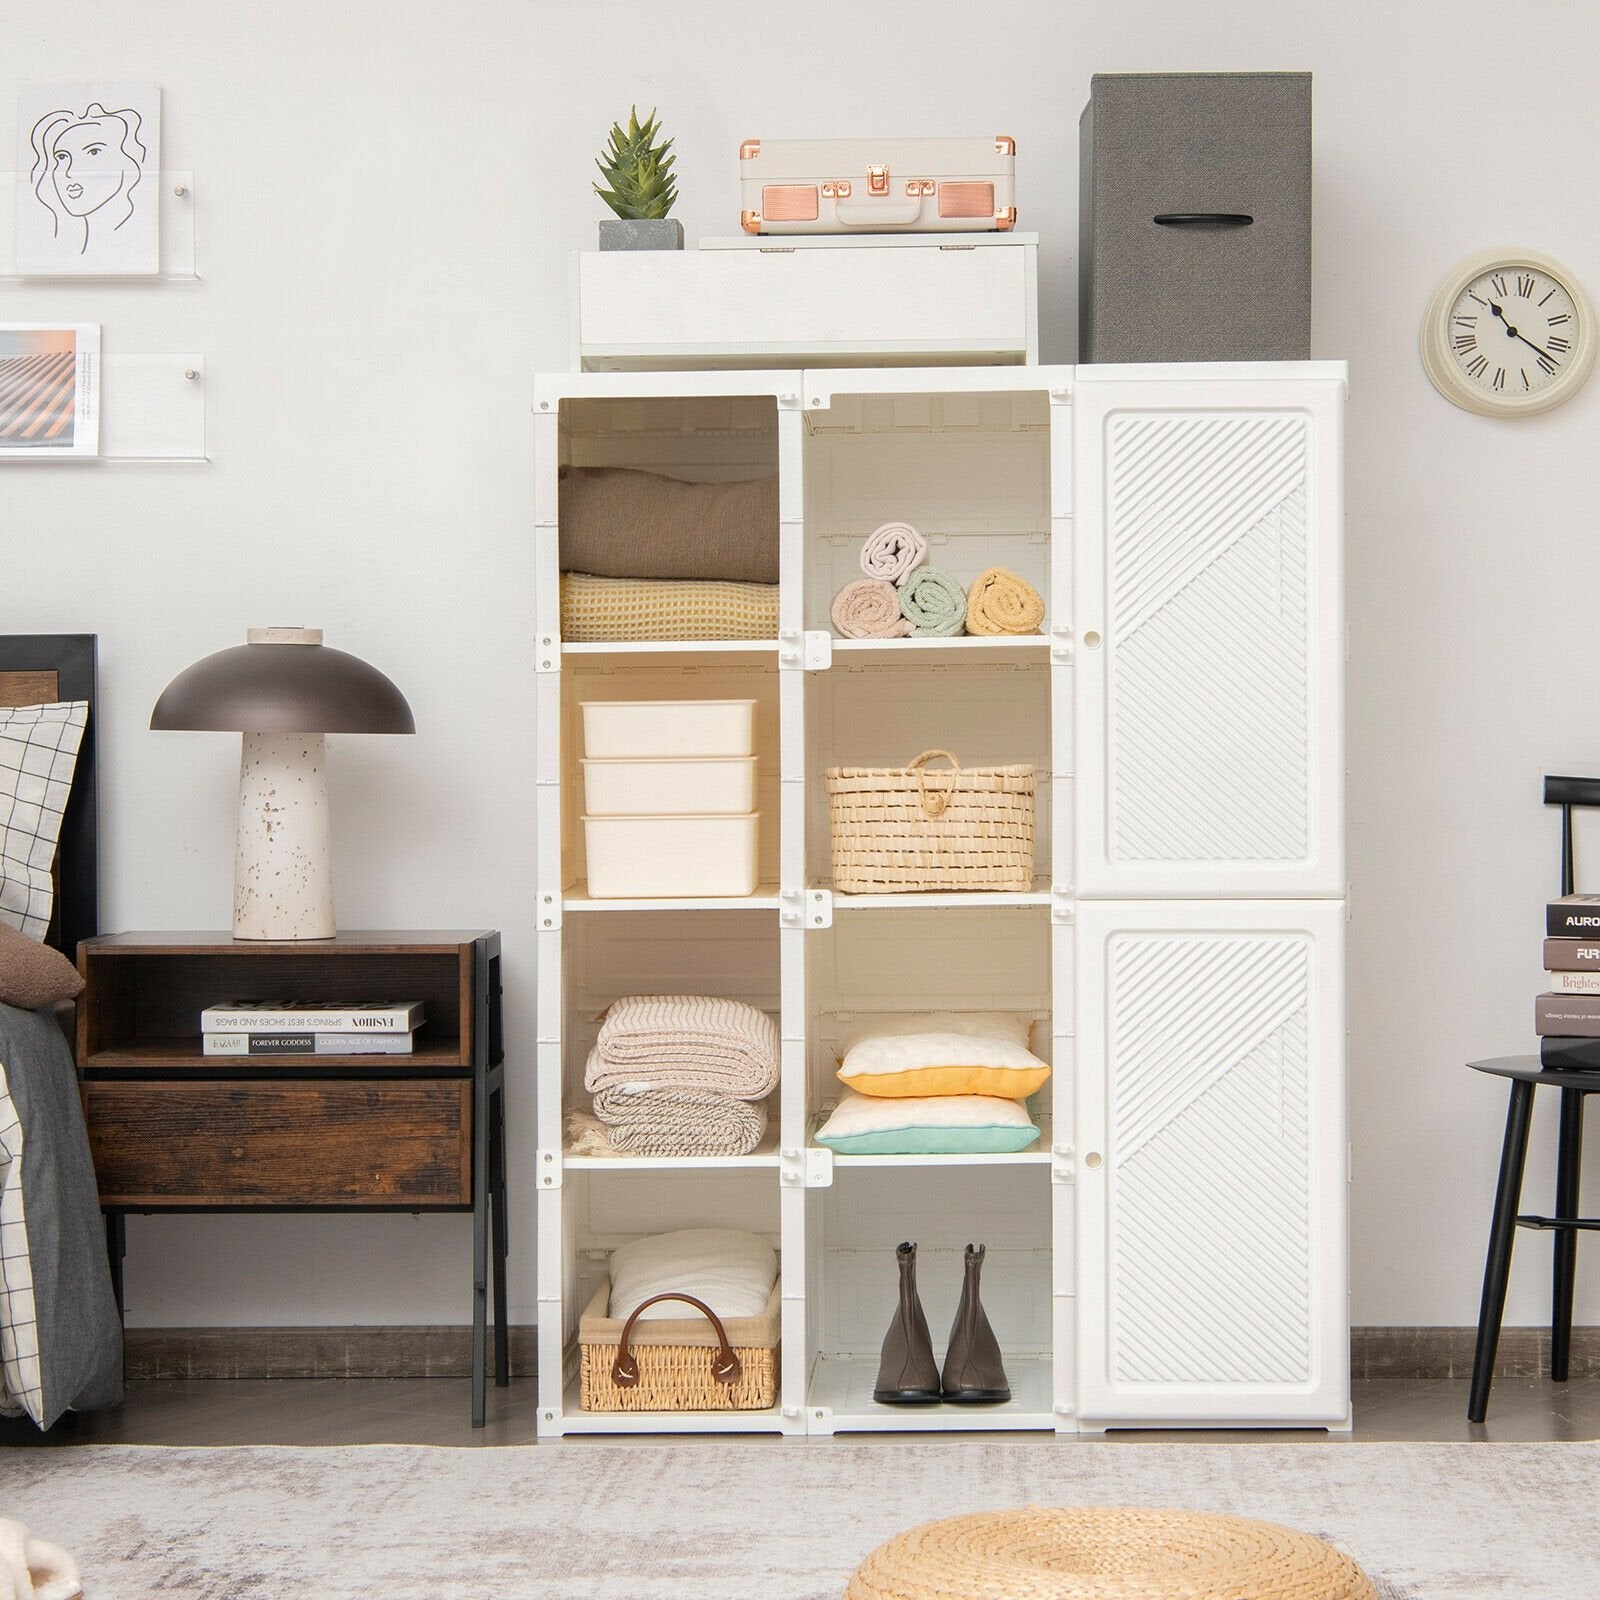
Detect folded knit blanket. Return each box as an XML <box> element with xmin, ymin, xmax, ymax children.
<box><xmin>585</xmin><ymin>994</ymin><xmax>780</xmax><ymax>1097</ymax></box>
<box><xmin>831</xmin><ymin>577</ymin><xmax>912</xmax><ymax>639</ymax></box>
<box><xmin>859</xmin><ymin>521</ymin><xmax>928</xmax><ymax>585</ymax></box>
<box><xmin>590</xmin><ymin>1086</ymin><xmax>768</xmax><ymax>1158</ymax></box>
<box><xmin>898</xmin><ymin>567</ymin><xmax>968</xmax><ymax>637</ymax></box>
<box><xmin>966</xmin><ymin>566</ymin><xmax>1045</xmax><ymax>636</ymax></box>
<box><xmin>561</xmin><ymin>571</ymin><xmax>778</xmax><ymax>642</ymax></box>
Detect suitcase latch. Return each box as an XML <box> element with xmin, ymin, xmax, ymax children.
<box><xmin>867</xmin><ymin>164</ymin><xmax>889</xmax><ymax>196</ymax></box>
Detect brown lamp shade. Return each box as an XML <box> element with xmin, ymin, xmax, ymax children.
<box><xmin>150</xmin><ymin>629</ymin><xmax>415</xmax><ymax>734</ymax></box>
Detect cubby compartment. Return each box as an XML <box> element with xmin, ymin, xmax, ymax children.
<box><xmin>545</xmin><ymin>389</ymin><xmax>783</xmax><ymax>654</ymax></box>
<box><xmin>541</xmin><ymin>1166</ymin><xmax>793</xmax><ymax>1434</ymax></box>
<box><xmin>559</xmin><ymin>657</ymin><xmax>780</xmax><ymax>905</ymax></box>
<box><xmin>803</xmin><ymin>386</ymin><xmax>1054</xmax><ymax>649</ymax></box>
<box><xmin>805</xmin><ymin>905</ymin><xmax>1056</xmax><ymax>1158</ymax></box>
<box><xmin>806</xmin><ymin>657</ymin><xmax>1053</xmax><ymax>900</ymax></box>
<box><xmin>558</xmin><ymin>909</ymin><xmax>780</xmax><ymax>1166</ymax></box>
<box><xmin>804</xmin><ymin>1167</ymin><xmax>1055</xmax><ymax>1432</ymax></box>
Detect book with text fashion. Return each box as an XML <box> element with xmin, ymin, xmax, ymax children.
<box><xmin>1546</xmin><ymin>968</ymin><xmax>1600</xmax><ymax>994</ymax></box>
<box><xmin>1535</xmin><ymin>994</ymin><xmax>1600</xmax><ymax>1037</ymax></box>
<box><xmin>1547</xmin><ymin>896</ymin><xmax>1600</xmax><ymax>937</ymax></box>
<box><xmin>199</xmin><ymin>1000</ymin><xmax>425</xmax><ymax>1033</ymax></box>
<box><xmin>202</xmin><ymin>1030</ymin><xmax>418</xmax><ymax>1057</ymax></box>
<box><xmin>1540</xmin><ymin>1036</ymin><xmax>1600</xmax><ymax>1071</ymax></box>
<box><xmin>1543</xmin><ymin>938</ymin><xmax>1600</xmax><ymax>971</ymax></box>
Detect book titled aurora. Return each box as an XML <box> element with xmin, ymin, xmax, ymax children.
<box><xmin>0</xmin><ymin>325</ymin><xmax>99</xmax><ymax>457</ymax></box>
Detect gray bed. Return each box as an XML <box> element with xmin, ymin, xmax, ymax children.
<box><xmin>0</xmin><ymin>634</ymin><xmax>122</xmax><ymax>1428</ymax></box>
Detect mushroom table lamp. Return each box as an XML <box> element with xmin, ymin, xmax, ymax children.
<box><xmin>151</xmin><ymin>627</ymin><xmax>415</xmax><ymax>940</ymax></box>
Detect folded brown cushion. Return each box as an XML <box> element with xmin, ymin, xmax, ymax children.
<box><xmin>559</xmin><ymin>466</ymin><xmax>779</xmax><ymax>584</ymax></box>
<box><xmin>0</xmin><ymin>920</ymin><xmax>85</xmax><ymax>1010</ymax></box>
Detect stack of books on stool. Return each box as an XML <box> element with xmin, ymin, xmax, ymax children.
<box><xmin>200</xmin><ymin>999</ymin><xmax>426</xmax><ymax>1056</ymax></box>
<box><xmin>1537</xmin><ymin>895</ymin><xmax>1600</xmax><ymax>1069</ymax></box>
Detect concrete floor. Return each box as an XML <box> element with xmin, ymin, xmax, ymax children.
<box><xmin>13</xmin><ymin>1374</ymin><xmax>1600</xmax><ymax>1448</ymax></box>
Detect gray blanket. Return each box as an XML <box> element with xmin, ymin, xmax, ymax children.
<box><xmin>0</xmin><ymin>1002</ymin><xmax>122</xmax><ymax>1427</ymax></box>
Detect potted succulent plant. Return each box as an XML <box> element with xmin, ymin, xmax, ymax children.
<box><xmin>594</xmin><ymin>106</ymin><xmax>682</xmax><ymax>250</ymax></box>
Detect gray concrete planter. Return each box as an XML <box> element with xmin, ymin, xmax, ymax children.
<box><xmin>598</xmin><ymin>218</ymin><xmax>685</xmax><ymax>251</ymax></box>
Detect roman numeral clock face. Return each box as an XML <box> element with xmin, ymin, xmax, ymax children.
<box><xmin>1424</xmin><ymin>251</ymin><xmax>1594</xmax><ymax>416</ymax></box>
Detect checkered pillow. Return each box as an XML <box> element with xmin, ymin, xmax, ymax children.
<box><xmin>0</xmin><ymin>701</ymin><xmax>88</xmax><ymax>940</ymax></box>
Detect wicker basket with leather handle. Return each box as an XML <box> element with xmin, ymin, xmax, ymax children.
<box><xmin>579</xmin><ymin>1280</ymin><xmax>780</xmax><ymax>1411</ymax></box>
<box><xmin>826</xmin><ymin>748</ymin><xmax>1036</xmax><ymax>892</ymax></box>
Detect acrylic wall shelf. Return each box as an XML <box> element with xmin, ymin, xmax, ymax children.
<box><xmin>0</xmin><ymin>171</ymin><xmax>198</xmax><ymax>281</ymax></box>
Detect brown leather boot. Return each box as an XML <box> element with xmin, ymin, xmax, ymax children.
<box><xmin>873</xmin><ymin>1241</ymin><xmax>941</xmax><ymax>1404</ymax></box>
<box><xmin>940</xmin><ymin>1243</ymin><xmax>1010</xmax><ymax>1403</ymax></box>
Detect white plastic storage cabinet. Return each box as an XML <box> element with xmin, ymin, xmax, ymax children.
<box><xmin>532</xmin><ymin>361</ymin><xmax>1348</xmax><ymax>1437</ymax></box>
<box><xmin>574</xmin><ymin>234</ymin><xmax>1039</xmax><ymax>372</ymax></box>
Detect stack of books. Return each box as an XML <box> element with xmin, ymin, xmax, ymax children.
<box><xmin>1537</xmin><ymin>896</ymin><xmax>1600</xmax><ymax>1069</ymax></box>
<box><xmin>200</xmin><ymin>1000</ymin><xmax>426</xmax><ymax>1057</ymax></box>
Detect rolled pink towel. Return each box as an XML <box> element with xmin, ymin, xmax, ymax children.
<box><xmin>832</xmin><ymin>578</ymin><xmax>913</xmax><ymax>639</ymax></box>
<box><xmin>859</xmin><ymin>521</ymin><xmax>928</xmax><ymax>585</ymax></box>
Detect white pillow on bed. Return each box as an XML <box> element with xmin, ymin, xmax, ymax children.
<box><xmin>608</xmin><ymin>1227</ymin><xmax>777</xmax><ymax>1322</ymax></box>
<box><xmin>0</xmin><ymin>701</ymin><xmax>88</xmax><ymax>941</ymax></box>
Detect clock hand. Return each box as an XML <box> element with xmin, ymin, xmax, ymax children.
<box><xmin>1489</xmin><ymin>300</ymin><xmax>1559</xmax><ymax>362</ymax></box>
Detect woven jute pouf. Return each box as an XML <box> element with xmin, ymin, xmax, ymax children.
<box><xmin>844</xmin><ymin>1506</ymin><xmax>1378</xmax><ymax>1600</ymax></box>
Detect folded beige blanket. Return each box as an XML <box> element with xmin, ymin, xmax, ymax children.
<box><xmin>585</xmin><ymin>994</ymin><xmax>780</xmax><ymax>1097</ymax></box>
<box><xmin>588</xmin><ymin>1087</ymin><xmax>769</xmax><ymax>1157</ymax></box>
<box><xmin>560</xmin><ymin>571</ymin><xmax>778</xmax><ymax>642</ymax></box>
<box><xmin>859</xmin><ymin>521</ymin><xmax>928</xmax><ymax>585</ymax></box>
<box><xmin>966</xmin><ymin>566</ymin><xmax>1045</xmax><ymax>636</ymax></box>
<box><xmin>559</xmin><ymin>466</ymin><xmax>779</xmax><ymax>584</ymax></box>
<box><xmin>832</xmin><ymin>578</ymin><xmax>912</xmax><ymax>639</ymax></box>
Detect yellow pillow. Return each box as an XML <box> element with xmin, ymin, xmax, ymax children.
<box><xmin>836</xmin><ymin>1012</ymin><xmax>1050</xmax><ymax>1101</ymax></box>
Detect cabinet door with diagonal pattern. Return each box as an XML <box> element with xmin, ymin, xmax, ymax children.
<box><xmin>1074</xmin><ymin>899</ymin><xmax>1348</xmax><ymax>1426</ymax></box>
<box><xmin>1072</xmin><ymin>370</ymin><xmax>1345</xmax><ymax>898</ymax></box>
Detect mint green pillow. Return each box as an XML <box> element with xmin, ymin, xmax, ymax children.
<box><xmin>814</xmin><ymin>1091</ymin><xmax>1040</xmax><ymax>1156</ymax></box>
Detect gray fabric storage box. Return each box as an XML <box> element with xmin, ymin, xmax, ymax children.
<box><xmin>1079</xmin><ymin>72</ymin><xmax>1311</xmax><ymax>362</ymax></box>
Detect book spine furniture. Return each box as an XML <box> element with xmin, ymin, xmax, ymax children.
<box><xmin>1543</xmin><ymin>938</ymin><xmax>1600</xmax><ymax>970</ymax></box>
<box><xmin>202</xmin><ymin>1032</ymin><xmax>418</xmax><ymax>1056</ymax></box>
<box><xmin>1546</xmin><ymin>897</ymin><xmax>1600</xmax><ymax>936</ymax></box>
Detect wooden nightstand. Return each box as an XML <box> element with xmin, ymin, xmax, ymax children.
<box><xmin>76</xmin><ymin>930</ymin><xmax>508</xmax><ymax>1425</ymax></box>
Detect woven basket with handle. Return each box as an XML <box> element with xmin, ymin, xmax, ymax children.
<box><xmin>825</xmin><ymin>749</ymin><xmax>1036</xmax><ymax>893</ymax></box>
<box><xmin>579</xmin><ymin>1280</ymin><xmax>780</xmax><ymax>1412</ymax></box>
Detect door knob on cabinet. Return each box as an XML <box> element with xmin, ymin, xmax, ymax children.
<box><xmin>1084</xmin><ymin>1151</ymin><xmax>1104</xmax><ymax>1170</ymax></box>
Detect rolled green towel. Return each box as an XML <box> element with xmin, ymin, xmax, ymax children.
<box><xmin>898</xmin><ymin>567</ymin><xmax>968</xmax><ymax>637</ymax></box>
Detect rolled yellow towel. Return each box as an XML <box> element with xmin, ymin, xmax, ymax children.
<box><xmin>832</xmin><ymin>578</ymin><xmax>913</xmax><ymax>639</ymax></box>
<box><xmin>966</xmin><ymin>567</ymin><xmax>1045</xmax><ymax>636</ymax></box>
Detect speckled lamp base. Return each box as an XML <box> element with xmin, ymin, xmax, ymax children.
<box><xmin>232</xmin><ymin>731</ymin><xmax>334</xmax><ymax>940</ymax></box>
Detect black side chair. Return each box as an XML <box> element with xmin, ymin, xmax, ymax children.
<box><xmin>1468</xmin><ymin>774</ymin><xmax>1600</xmax><ymax>1422</ymax></box>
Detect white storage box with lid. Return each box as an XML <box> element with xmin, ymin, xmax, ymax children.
<box><xmin>582</xmin><ymin>812</ymin><xmax>761</xmax><ymax>898</ymax></box>
<box><xmin>582</xmin><ymin>755</ymin><xmax>757</xmax><ymax>817</ymax></box>
<box><xmin>581</xmin><ymin>699</ymin><xmax>756</xmax><ymax>759</ymax></box>
<box><xmin>573</xmin><ymin>233</ymin><xmax>1038</xmax><ymax>371</ymax></box>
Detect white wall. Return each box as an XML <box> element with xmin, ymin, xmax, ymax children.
<box><xmin>9</xmin><ymin>0</ymin><xmax>1599</xmax><ymax>1329</ymax></box>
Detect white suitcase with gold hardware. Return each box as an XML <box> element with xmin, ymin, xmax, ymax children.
<box><xmin>739</xmin><ymin>136</ymin><xmax>1016</xmax><ymax>235</ymax></box>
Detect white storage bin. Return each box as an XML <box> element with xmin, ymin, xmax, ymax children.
<box><xmin>582</xmin><ymin>755</ymin><xmax>757</xmax><ymax>817</ymax></box>
<box><xmin>581</xmin><ymin>699</ymin><xmax>756</xmax><ymax>759</ymax></box>
<box><xmin>575</xmin><ymin>234</ymin><xmax>1038</xmax><ymax>370</ymax></box>
<box><xmin>583</xmin><ymin>812</ymin><xmax>762</xmax><ymax>898</ymax></box>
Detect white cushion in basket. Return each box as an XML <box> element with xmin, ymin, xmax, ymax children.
<box><xmin>607</xmin><ymin>1227</ymin><xmax>777</xmax><ymax>1322</ymax></box>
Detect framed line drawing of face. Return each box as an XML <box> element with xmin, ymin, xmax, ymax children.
<box><xmin>0</xmin><ymin>326</ymin><xmax>100</xmax><ymax>459</ymax></box>
<box><xmin>16</xmin><ymin>85</ymin><xmax>161</xmax><ymax>276</ymax></box>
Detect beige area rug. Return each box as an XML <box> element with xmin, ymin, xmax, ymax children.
<box><xmin>2</xmin><ymin>1440</ymin><xmax>1593</xmax><ymax>1599</ymax></box>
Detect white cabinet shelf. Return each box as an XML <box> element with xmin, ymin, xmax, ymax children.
<box><xmin>532</xmin><ymin>361</ymin><xmax>1348</xmax><ymax>1439</ymax></box>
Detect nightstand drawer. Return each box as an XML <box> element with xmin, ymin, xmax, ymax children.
<box><xmin>84</xmin><ymin>1079</ymin><xmax>472</xmax><ymax>1208</ymax></box>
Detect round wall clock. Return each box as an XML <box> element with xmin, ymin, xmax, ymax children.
<box><xmin>1421</xmin><ymin>248</ymin><xmax>1594</xmax><ymax>416</ymax></box>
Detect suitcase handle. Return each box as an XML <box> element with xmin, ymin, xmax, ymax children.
<box><xmin>610</xmin><ymin>1293</ymin><xmax>743</xmax><ymax>1389</ymax></box>
<box><xmin>836</xmin><ymin>195</ymin><xmax>924</xmax><ymax>228</ymax></box>
<box><xmin>1153</xmin><ymin>212</ymin><xmax>1254</xmax><ymax>230</ymax></box>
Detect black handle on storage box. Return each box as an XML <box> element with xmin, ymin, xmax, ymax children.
<box><xmin>1153</xmin><ymin>212</ymin><xmax>1254</xmax><ymax>229</ymax></box>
